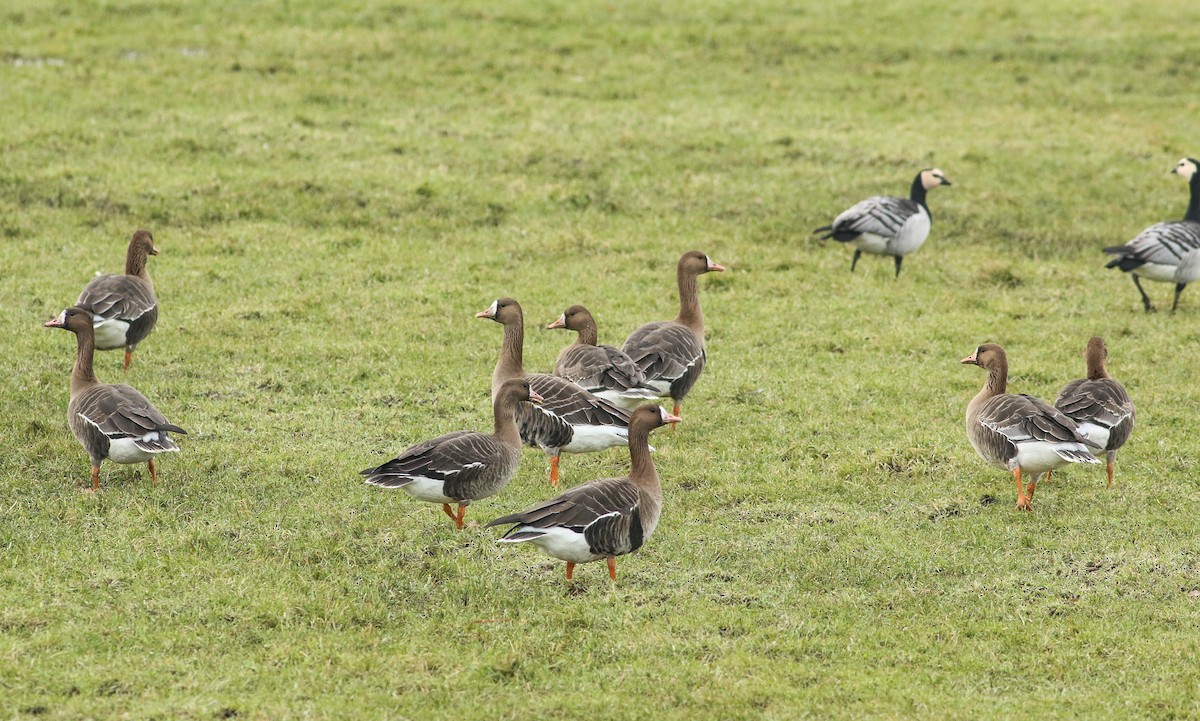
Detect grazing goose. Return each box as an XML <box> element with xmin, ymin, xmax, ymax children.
<box><xmin>361</xmin><ymin>379</ymin><xmax>543</xmax><ymax>529</ymax></box>
<box><xmin>1104</xmin><ymin>158</ymin><xmax>1200</xmax><ymax>313</ymax></box>
<box><xmin>477</xmin><ymin>298</ymin><xmax>633</xmax><ymax>487</ymax></box>
<box><xmin>1053</xmin><ymin>337</ymin><xmax>1135</xmax><ymax>486</ymax></box>
<box><xmin>75</xmin><ymin>229</ymin><xmax>159</xmax><ymax>372</ymax></box>
<box><xmin>487</xmin><ymin>404</ymin><xmax>679</xmax><ymax>581</ymax></box>
<box><xmin>548</xmin><ymin>305</ymin><xmax>658</xmax><ymax>410</ymax></box>
<box><xmin>961</xmin><ymin>343</ymin><xmax>1100</xmax><ymax>511</ymax></box>
<box><xmin>621</xmin><ymin>250</ymin><xmax>724</xmax><ymax>423</ymax></box>
<box><xmin>814</xmin><ymin>168</ymin><xmax>952</xmax><ymax>277</ymax></box>
<box><xmin>44</xmin><ymin>307</ymin><xmax>186</xmax><ymax>492</ymax></box>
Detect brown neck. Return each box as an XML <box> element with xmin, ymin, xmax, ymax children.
<box><xmin>626</xmin><ymin>417</ymin><xmax>660</xmax><ymax>490</ymax></box>
<box><xmin>70</xmin><ymin>324</ymin><xmax>100</xmax><ymax>397</ymax></box>
<box><xmin>574</xmin><ymin>317</ymin><xmax>598</xmax><ymax>347</ymax></box>
<box><xmin>492</xmin><ymin>393</ymin><xmax>523</xmax><ymax>446</ymax></box>
<box><xmin>125</xmin><ymin>242</ymin><xmax>151</xmax><ymax>281</ymax></box>
<box><xmin>1085</xmin><ymin>351</ymin><xmax>1109</xmax><ymax>381</ymax></box>
<box><xmin>491</xmin><ymin>319</ymin><xmax>525</xmax><ymax>396</ymax></box>
<box><xmin>969</xmin><ymin>359</ymin><xmax>1008</xmax><ymax>411</ymax></box>
<box><xmin>675</xmin><ymin>267</ymin><xmax>703</xmax><ymax>332</ymax></box>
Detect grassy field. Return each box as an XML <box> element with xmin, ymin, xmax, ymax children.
<box><xmin>4</xmin><ymin>0</ymin><xmax>1200</xmax><ymax>718</ymax></box>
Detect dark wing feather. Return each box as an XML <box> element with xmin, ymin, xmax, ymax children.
<box><xmin>622</xmin><ymin>322</ymin><xmax>705</xmax><ymax>387</ymax></box>
<box><xmin>828</xmin><ymin>196</ymin><xmax>919</xmax><ymax>240</ymax></box>
<box><xmin>487</xmin><ymin>476</ymin><xmax>640</xmax><ymax>538</ymax></box>
<box><xmin>514</xmin><ymin>374</ymin><xmax>630</xmax><ymax>451</ymax></box>
<box><xmin>979</xmin><ymin>394</ymin><xmax>1094</xmax><ymax>447</ymax></box>
<box><xmin>77</xmin><ymin>275</ymin><xmax>157</xmax><ymax>322</ymax></box>
<box><xmin>1104</xmin><ymin>221</ymin><xmax>1200</xmax><ymax>268</ymax></box>
<box><xmin>1055</xmin><ymin>378</ymin><xmax>1135</xmax><ymax>451</ymax></box>
<box><xmin>555</xmin><ymin>344</ymin><xmax>647</xmax><ymax>394</ymax></box>
<box><xmin>361</xmin><ymin>430</ymin><xmax>507</xmax><ymax>496</ymax></box>
<box><xmin>73</xmin><ymin>384</ymin><xmax>185</xmax><ymax>451</ymax></box>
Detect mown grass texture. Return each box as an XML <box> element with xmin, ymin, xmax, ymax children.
<box><xmin>3</xmin><ymin>1</ymin><xmax>1200</xmax><ymax>719</ymax></box>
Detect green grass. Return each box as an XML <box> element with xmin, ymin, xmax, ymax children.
<box><xmin>4</xmin><ymin>0</ymin><xmax>1200</xmax><ymax>718</ymax></box>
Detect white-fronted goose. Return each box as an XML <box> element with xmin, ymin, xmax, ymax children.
<box><xmin>75</xmin><ymin>229</ymin><xmax>159</xmax><ymax>372</ymax></box>
<box><xmin>44</xmin><ymin>307</ymin><xmax>186</xmax><ymax>492</ymax></box>
<box><xmin>361</xmin><ymin>379</ymin><xmax>543</xmax><ymax>529</ymax></box>
<box><xmin>962</xmin><ymin>343</ymin><xmax>1100</xmax><ymax>511</ymax></box>
<box><xmin>547</xmin><ymin>305</ymin><xmax>658</xmax><ymax>410</ymax></box>
<box><xmin>1053</xmin><ymin>337</ymin><xmax>1135</xmax><ymax>486</ymax></box>
<box><xmin>477</xmin><ymin>298</ymin><xmax>633</xmax><ymax>487</ymax></box>
<box><xmin>621</xmin><ymin>250</ymin><xmax>724</xmax><ymax>423</ymax></box>
<box><xmin>487</xmin><ymin>404</ymin><xmax>679</xmax><ymax>581</ymax></box>
<box><xmin>1104</xmin><ymin>158</ymin><xmax>1200</xmax><ymax>313</ymax></box>
<box><xmin>814</xmin><ymin>168</ymin><xmax>952</xmax><ymax>277</ymax></box>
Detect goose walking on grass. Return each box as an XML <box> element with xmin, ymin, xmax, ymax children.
<box><xmin>621</xmin><ymin>250</ymin><xmax>724</xmax><ymax>424</ymax></box>
<box><xmin>1053</xmin><ymin>337</ymin><xmax>1135</xmax><ymax>487</ymax></box>
<box><xmin>75</xmin><ymin>229</ymin><xmax>160</xmax><ymax>372</ymax></box>
<box><xmin>1104</xmin><ymin>158</ymin><xmax>1200</xmax><ymax>313</ymax></box>
<box><xmin>548</xmin><ymin>305</ymin><xmax>658</xmax><ymax>410</ymax></box>
<box><xmin>477</xmin><ymin>298</ymin><xmax>633</xmax><ymax>487</ymax></box>
<box><xmin>487</xmin><ymin>404</ymin><xmax>678</xmax><ymax>581</ymax></box>
<box><xmin>814</xmin><ymin>168</ymin><xmax>952</xmax><ymax>277</ymax></box>
<box><xmin>961</xmin><ymin>343</ymin><xmax>1100</xmax><ymax>511</ymax></box>
<box><xmin>361</xmin><ymin>379</ymin><xmax>542</xmax><ymax>529</ymax></box>
<box><xmin>45</xmin><ymin>307</ymin><xmax>185</xmax><ymax>492</ymax></box>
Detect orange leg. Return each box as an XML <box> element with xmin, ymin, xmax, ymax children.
<box><xmin>1014</xmin><ymin>467</ymin><xmax>1032</xmax><ymax>511</ymax></box>
<box><xmin>607</xmin><ymin>556</ymin><xmax>617</xmax><ymax>581</ymax></box>
<box><xmin>549</xmin><ymin>456</ymin><xmax>560</xmax><ymax>487</ymax></box>
<box><xmin>565</xmin><ymin>562</ymin><xmax>575</xmax><ymax>580</ymax></box>
<box><xmin>442</xmin><ymin>503</ymin><xmax>458</xmax><ymax>524</ymax></box>
<box><xmin>87</xmin><ymin>465</ymin><xmax>100</xmax><ymax>493</ymax></box>
<box><xmin>1026</xmin><ymin>477</ymin><xmax>1037</xmax><ymax>501</ymax></box>
<box><xmin>124</xmin><ymin>349</ymin><xmax>132</xmax><ymax>373</ymax></box>
<box><xmin>1106</xmin><ymin>459</ymin><xmax>1114</xmax><ymax>487</ymax></box>
<box><xmin>454</xmin><ymin>503</ymin><xmax>467</xmax><ymax>530</ymax></box>
<box><xmin>671</xmin><ymin>403</ymin><xmax>681</xmax><ymax>430</ymax></box>
<box><xmin>148</xmin><ymin>458</ymin><xmax>158</xmax><ymax>485</ymax></box>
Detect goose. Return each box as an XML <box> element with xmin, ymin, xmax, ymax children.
<box><xmin>814</xmin><ymin>168</ymin><xmax>952</xmax><ymax>277</ymax></box>
<box><xmin>961</xmin><ymin>343</ymin><xmax>1100</xmax><ymax>510</ymax></box>
<box><xmin>44</xmin><ymin>307</ymin><xmax>186</xmax><ymax>492</ymax></box>
<box><xmin>621</xmin><ymin>250</ymin><xmax>724</xmax><ymax>423</ymax></box>
<box><xmin>487</xmin><ymin>404</ymin><xmax>679</xmax><ymax>581</ymax></box>
<box><xmin>75</xmin><ymin>229</ymin><xmax>160</xmax><ymax>372</ymax></box>
<box><xmin>1104</xmin><ymin>158</ymin><xmax>1200</xmax><ymax>313</ymax></box>
<box><xmin>1052</xmin><ymin>337</ymin><xmax>1135</xmax><ymax>486</ymax></box>
<box><xmin>477</xmin><ymin>298</ymin><xmax>633</xmax><ymax>487</ymax></box>
<box><xmin>547</xmin><ymin>305</ymin><xmax>658</xmax><ymax>410</ymax></box>
<box><xmin>361</xmin><ymin>379</ymin><xmax>543</xmax><ymax>529</ymax></box>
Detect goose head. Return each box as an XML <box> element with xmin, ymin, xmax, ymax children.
<box><xmin>475</xmin><ymin>297</ymin><xmax>523</xmax><ymax>326</ymax></box>
<box><xmin>920</xmin><ymin>168</ymin><xmax>953</xmax><ymax>189</ymax></box>
<box><xmin>44</xmin><ymin>306</ymin><xmax>94</xmax><ymax>334</ymax></box>
<box><xmin>679</xmin><ymin>250</ymin><xmax>725</xmax><ymax>276</ymax></box>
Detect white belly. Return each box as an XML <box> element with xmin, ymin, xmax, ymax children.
<box><xmin>560</xmin><ymin>424</ymin><xmax>629</xmax><ymax>453</ymax></box>
<box><xmin>513</xmin><ymin>527</ymin><xmax>602</xmax><ymax>563</ymax></box>
<box><xmin>1134</xmin><ymin>262</ymin><xmax>1179</xmax><ymax>283</ymax></box>
<box><xmin>1075</xmin><ymin>423</ymin><xmax>1110</xmax><ymax>450</ymax></box>
<box><xmin>92</xmin><ymin>318</ymin><xmax>131</xmax><ymax>350</ymax></box>
<box><xmin>852</xmin><ymin>233</ymin><xmax>890</xmax><ymax>255</ymax></box>
<box><xmin>106</xmin><ymin>438</ymin><xmax>155</xmax><ymax>464</ymax></box>
<box><xmin>891</xmin><ymin>212</ymin><xmax>932</xmax><ymax>256</ymax></box>
<box><xmin>1012</xmin><ymin>442</ymin><xmax>1081</xmax><ymax>475</ymax></box>
<box><xmin>397</xmin><ymin>477</ymin><xmax>454</xmax><ymax>503</ymax></box>
<box><xmin>594</xmin><ymin>389</ymin><xmax>662</xmax><ymax>410</ymax></box>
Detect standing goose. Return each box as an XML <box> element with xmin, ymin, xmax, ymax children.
<box><xmin>814</xmin><ymin>168</ymin><xmax>952</xmax><ymax>277</ymax></box>
<box><xmin>75</xmin><ymin>229</ymin><xmax>160</xmax><ymax>372</ymax></box>
<box><xmin>547</xmin><ymin>304</ymin><xmax>658</xmax><ymax>410</ymax></box>
<box><xmin>1053</xmin><ymin>337</ymin><xmax>1135</xmax><ymax>486</ymax></box>
<box><xmin>961</xmin><ymin>343</ymin><xmax>1100</xmax><ymax>511</ymax></box>
<box><xmin>621</xmin><ymin>250</ymin><xmax>724</xmax><ymax>423</ymax></box>
<box><xmin>477</xmin><ymin>298</ymin><xmax>633</xmax><ymax>487</ymax></box>
<box><xmin>361</xmin><ymin>379</ymin><xmax>543</xmax><ymax>529</ymax></box>
<box><xmin>1104</xmin><ymin>158</ymin><xmax>1200</xmax><ymax>313</ymax></box>
<box><xmin>487</xmin><ymin>404</ymin><xmax>679</xmax><ymax>581</ymax></box>
<box><xmin>44</xmin><ymin>307</ymin><xmax>186</xmax><ymax>492</ymax></box>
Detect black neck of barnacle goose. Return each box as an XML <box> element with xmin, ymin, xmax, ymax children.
<box><xmin>909</xmin><ymin>173</ymin><xmax>929</xmax><ymax>210</ymax></box>
<box><xmin>1185</xmin><ymin>170</ymin><xmax>1200</xmax><ymax>223</ymax></box>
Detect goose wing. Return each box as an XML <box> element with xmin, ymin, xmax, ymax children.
<box><xmin>487</xmin><ymin>477</ymin><xmax>640</xmax><ymax>555</ymax></box>
<box><xmin>75</xmin><ymin>384</ymin><xmax>185</xmax><ymax>452</ymax></box>
<box><xmin>361</xmin><ymin>430</ymin><xmax>505</xmax><ymax>492</ymax></box>
<box><xmin>622</xmin><ymin>322</ymin><xmax>704</xmax><ymax>386</ymax></box>
<box><xmin>77</xmin><ymin>275</ymin><xmax>157</xmax><ymax>322</ymax></box>
<box><xmin>978</xmin><ymin>394</ymin><xmax>1097</xmax><ymax>448</ymax></box>
<box><xmin>830</xmin><ymin>196</ymin><xmax>920</xmax><ymax>239</ymax></box>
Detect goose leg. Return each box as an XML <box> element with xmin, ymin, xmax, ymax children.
<box><xmin>1132</xmin><ymin>275</ymin><xmax>1156</xmax><ymax>313</ymax></box>
<box><xmin>148</xmin><ymin>458</ymin><xmax>158</xmax><ymax>485</ymax></box>
<box><xmin>893</xmin><ymin>255</ymin><xmax>903</xmax><ymax>278</ymax></box>
<box><xmin>670</xmin><ymin>403</ymin><xmax>681</xmax><ymax>430</ymax></box>
<box><xmin>549</xmin><ymin>456</ymin><xmax>561</xmax><ymax>487</ymax></box>
<box><xmin>1026</xmin><ymin>476</ymin><xmax>1037</xmax><ymax>501</ymax></box>
<box><xmin>87</xmin><ymin>465</ymin><xmax>100</xmax><ymax>493</ymax></box>
<box><xmin>607</xmin><ymin>556</ymin><xmax>617</xmax><ymax>581</ymax></box>
<box><xmin>1014</xmin><ymin>468</ymin><xmax>1032</xmax><ymax>511</ymax></box>
<box><xmin>565</xmin><ymin>562</ymin><xmax>575</xmax><ymax>580</ymax></box>
<box><xmin>454</xmin><ymin>503</ymin><xmax>467</xmax><ymax>530</ymax></box>
<box><xmin>1106</xmin><ymin>451</ymin><xmax>1115</xmax><ymax>486</ymax></box>
<box><xmin>124</xmin><ymin>349</ymin><xmax>133</xmax><ymax>373</ymax></box>
<box><xmin>1172</xmin><ymin>282</ymin><xmax>1186</xmax><ymax>314</ymax></box>
<box><xmin>442</xmin><ymin>503</ymin><xmax>458</xmax><ymax>524</ymax></box>
<box><xmin>850</xmin><ymin>249</ymin><xmax>862</xmax><ymax>273</ymax></box>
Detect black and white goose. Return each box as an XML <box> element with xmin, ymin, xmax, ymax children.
<box><xmin>361</xmin><ymin>379</ymin><xmax>543</xmax><ymax>529</ymax></box>
<box><xmin>75</xmin><ymin>229</ymin><xmax>160</xmax><ymax>372</ymax></box>
<box><xmin>621</xmin><ymin>250</ymin><xmax>724</xmax><ymax>424</ymax></box>
<box><xmin>814</xmin><ymin>168</ymin><xmax>952</xmax><ymax>277</ymax></box>
<box><xmin>962</xmin><ymin>343</ymin><xmax>1100</xmax><ymax>511</ymax></box>
<box><xmin>1104</xmin><ymin>158</ymin><xmax>1200</xmax><ymax>313</ymax></box>
<box><xmin>487</xmin><ymin>404</ymin><xmax>678</xmax><ymax>581</ymax></box>
<box><xmin>45</xmin><ymin>307</ymin><xmax>186</xmax><ymax>492</ymax></box>
<box><xmin>1053</xmin><ymin>337</ymin><xmax>1135</xmax><ymax>487</ymax></box>
<box><xmin>477</xmin><ymin>298</ymin><xmax>633</xmax><ymax>487</ymax></box>
<box><xmin>548</xmin><ymin>305</ymin><xmax>658</xmax><ymax>410</ymax></box>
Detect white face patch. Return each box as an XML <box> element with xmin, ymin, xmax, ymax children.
<box><xmin>1175</xmin><ymin>159</ymin><xmax>1198</xmax><ymax>181</ymax></box>
<box><xmin>922</xmin><ymin>168</ymin><xmax>948</xmax><ymax>189</ymax></box>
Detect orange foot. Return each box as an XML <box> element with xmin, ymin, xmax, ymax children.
<box><xmin>549</xmin><ymin>456</ymin><xmax>561</xmax><ymax>487</ymax></box>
